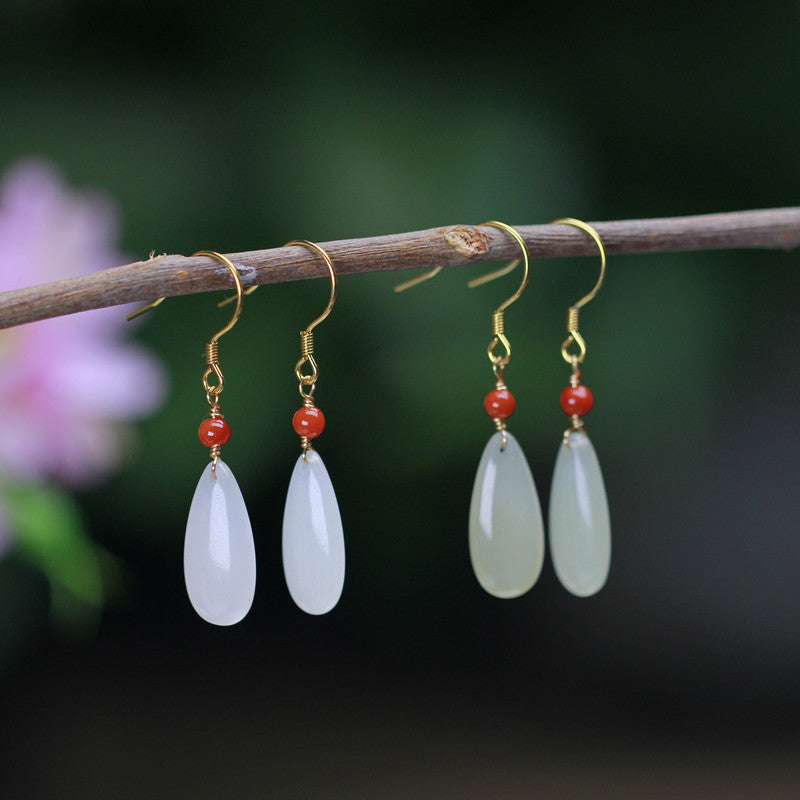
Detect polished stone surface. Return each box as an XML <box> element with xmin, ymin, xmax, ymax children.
<box><xmin>469</xmin><ymin>431</ymin><xmax>545</xmax><ymax>598</ymax></box>
<box><xmin>549</xmin><ymin>431</ymin><xmax>611</xmax><ymax>597</ymax></box>
<box><xmin>283</xmin><ymin>450</ymin><xmax>345</xmax><ymax>615</ymax></box>
<box><xmin>184</xmin><ymin>459</ymin><xmax>256</xmax><ymax>625</ymax></box>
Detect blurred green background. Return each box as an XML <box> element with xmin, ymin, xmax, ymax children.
<box><xmin>1</xmin><ymin>1</ymin><xmax>799</xmax><ymax>797</ymax></box>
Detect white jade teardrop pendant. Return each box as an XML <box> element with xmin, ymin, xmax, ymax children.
<box><xmin>469</xmin><ymin>430</ymin><xmax>545</xmax><ymax>599</ymax></box>
<box><xmin>184</xmin><ymin>458</ymin><xmax>257</xmax><ymax>625</ymax></box>
<box><xmin>282</xmin><ymin>447</ymin><xmax>345</xmax><ymax>615</ymax></box>
<box><xmin>549</xmin><ymin>430</ymin><xmax>610</xmax><ymax>597</ymax></box>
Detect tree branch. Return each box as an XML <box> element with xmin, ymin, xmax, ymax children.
<box><xmin>0</xmin><ymin>207</ymin><xmax>798</xmax><ymax>330</ymax></box>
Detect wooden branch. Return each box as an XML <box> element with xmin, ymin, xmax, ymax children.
<box><xmin>0</xmin><ymin>208</ymin><xmax>798</xmax><ymax>330</ymax></box>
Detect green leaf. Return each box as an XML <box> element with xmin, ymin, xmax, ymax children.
<box><xmin>4</xmin><ymin>483</ymin><xmax>104</xmax><ymax>638</ymax></box>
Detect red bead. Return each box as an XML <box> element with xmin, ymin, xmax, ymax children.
<box><xmin>560</xmin><ymin>384</ymin><xmax>594</xmax><ymax>417</ymax></box>
<box><xmin>293</xmin><ymin>405</ymin><xmax>326</xmax><ymax>438</ymax></box>
<box><xmin>198</xmin><ymin>417</ymin><xmax>231</xmax><ymax>446</ymax></box>
<box><xmin>484</xmin><ymin>388</ymin><xmax>516</xmax><ymax>419</ymax></box>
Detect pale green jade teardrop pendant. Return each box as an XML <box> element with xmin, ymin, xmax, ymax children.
<box><xmin>184</xmin><ymin>459</ymin><xmax>256</xmax><ymax>626</ymax></box>
<box><xmin>282</xmin><ymin>449</ymin><xmax>345</xmax><ymax>615</ymax></box>
<box><xmin>468</xmin><ymin>431</ymin><xmax>545</xmax><ymax>598</ymax></box>
<box><xmin>549</xmin><ymin>430</ymin><xmax>611</xmax><ymax>597</ymax></box>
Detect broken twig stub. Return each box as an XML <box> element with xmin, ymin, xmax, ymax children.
<box><xmin>443</xmin><ymin>225</ymin><xmax>490</xmax><ymax>258</ymax></box>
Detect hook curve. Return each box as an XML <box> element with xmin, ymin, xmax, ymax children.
<box><xmin>393</xmin><ymin>222</ymin><xmax>530</xmax><ymax>305</ymax></box>
<box><xmin>284</xmin><ymin>240</ymin><xmax>338</xmax><ymax>395</ymax></box>
<box><xmin>194</xmin><ymin>251</ymin><xmax>245</xmax><ymax>343</ymax></box>
<box><xmin>191</xmin><ymin>252</ymin><xmax>245</xmax><ymax>400</ymax></box>
<box><xmin>552</xmin><ymin>218</ymin><xmax>607</xmax><ymax>311</ymax></box>
<box><xmin>125</xmin><ymin>250</ymin><xmax>245</xmax><ymax>344</ymax></box>
<box><xmin>284</xmin><ymin>240</ymin><xmax>338</xmax><ymax>333</ymax></box>
<box><xmin>468</xmin><ymin>222</ymin><xmax>530</xmax><ymax>373</ymax></box>
<box><xmin>468</xmin><ymin>221</ymin><xmax>530</xmax><ymax>314</ymax></box>
<box><xmin>551</xmin><ymin>218</ymin><xmax>607</xmax><ymax>364</ymax></box>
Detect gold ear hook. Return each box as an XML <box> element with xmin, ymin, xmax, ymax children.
<box><xmin>467</xmin><ymin>221</ymin><xmax>530</xmax><ymax>375</ymax></box>
<box><xmin>283</xmin><ymin>240</ymin><xmax>338</xmax><ymax>398</ymax></box>
<box><xmin>188</xmin><ymin>252</ymin><xmax>245</xmax><ymax>404</ymax></box>
<box><xmin>124</xmin><ymin>251</ymin><xmax>246</xmax><ymax>330</ymax></box>
<box><xmin>285</xmin><ymin>240</ymin><xmax>338</xmax><ymax>332</ymax></box>
<box><xmin>193</xmin><ymin>251</ymin><xmax>245</xmax><ymax>341</ymax></box>
<box><xmin>125</xmin><ymin>252</ymin><xmax>244</xmax><ymax>417</ymax></box>
<box><xmin>551</xmin><ymin>218</ymin><xmax>607</xmax><ymax>365</ymax></box>
<box><xmin>467</xmin><ymin>222</ymin><xmax>530</xmax><ymax>310</ymax></box>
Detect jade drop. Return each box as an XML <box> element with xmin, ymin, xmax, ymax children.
<box><xmin>468</xmin><ymin>431</ymin><xmax>545</xmax><ymax>598</ymax></box>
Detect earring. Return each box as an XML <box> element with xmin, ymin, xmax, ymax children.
<box><xmin>548</xmin><ymin>219</ymin><xmax>611</xmax><ymax>597</ymax></box>
<box><xmin>281</xmin><ymin>241</ymin><xmax>345</xmax><ymax>615</ymax></box>
<box><xmin>466</xmin><ymin>222</ymin><xmax>545</xmax><ymax>598</ymax></box>
<box><xmin>395</xmin><ymin>223</ymin><xmax>545</xmax><ymax>598</ymax></box>
<box><xmin>129</xmin><ymin>251</ymin><xmax>256</xmax><ymax>625</ymax></box>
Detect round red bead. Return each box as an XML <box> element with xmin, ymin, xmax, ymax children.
<box><xmin>484</xmin><ymin>388</ymin><xmax>516</xmax><ymax>419</ymax></box>
<box><xmin>293</xmin><ymin>405</ymin><xmax>326</xmax><ymax>438</ymax></box>
<box><xmin>560</xmin><ymin>384</ymin><xmax>594</xmax><ymax>416</ymax></box>
<box><xmin>198</xmin><ymin>417</ymin><xmax>231</xmax><ymax>447</ymax></box>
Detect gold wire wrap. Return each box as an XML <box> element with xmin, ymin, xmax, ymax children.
<box><xmin>494</xmin><ymin>416</ymin><xmax>508</xmax><ymax>451</ymax></box>
<box><xmin>283</xmin><ymin>240</ymin><xmax>338</xmax><ymax>458</ymax></box>
<box><xmin>206</xmin><ymin>396</ymin><xmax>222</xmax><ymax>416</ymax></box>
<box><xmin>564</xmin><ymin>358</ymin><xmax>586</xmax><ymax>452</ymax></box>
<box><xmin>488</xmin><ymin>310</ymin><xmax>512</xmax><ymax>378</ymax></box>
<box><xmin>203</xmin><ymin>341</ymin><xmax>225</xmax><ymax>396</ymax></box>
<box><xmin>563</xmin><ymin>414</ymin><xmax>585</xmax><ymax>447</ymax></box>
<box><xmin>563</xmin><ymin>362</ymin><xmax>586</xmax><ymax>448</ymax></box>
<box><xmin>205</xmin><ymin>340</ymin><xmax>220</xmax><ymax>363</ymax></box>
<box><xmin>570</xmin><ymin>358</ymin><xmax>581</xmax><ymax>386</ymax></box>
<box><xmin>493</xmin><ymin>377</ymin><xmax>509</xmax><ymax>449</ymax></box>
<box><xmin>561</xmin><ymin>330</ymin><xmax>587</xmax><ymax>364</ymax></box>
<box><xmin>566</xmin><ymin>305</ymin><xmax>580</xmax><ymax>332</ymax></box>
<box><xmin>561</xmin><ymin>306</ymin><xmax>587</xmax><ymax>362</ymax></box>
<box><xmin>491</xmin><ymin>310</ymin><xmax>505</xmax><ymax>335</ymax></box>
<box><xmin>210</xmin><ymin>443</ymin><xmax>222</xmax><ymax>475</ymax></box>
<box><xmin>295</xmin><ymin>329</ymin><xmax>319</xmax><ymax>387</ymax></box>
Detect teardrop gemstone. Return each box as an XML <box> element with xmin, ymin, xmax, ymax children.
<box><xmin>469</xmin><ymin>431</ymin><xmax>545</xmax><ymax>598</ymax></box>
<box><xmin>549</xmin><ymin>430</ymin><xmax>611</xmax><ymax>597</ymax></box>
<box><xmin>282</xmin><ymin>450</ymin><xmax>345</xmax><ymax>615</ymax></box>
<box><xmin>184</xmin><ymin>459</ymin><xmax>256</xmax><ymax>625</ymax></box>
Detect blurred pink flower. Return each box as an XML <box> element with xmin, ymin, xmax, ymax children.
<box><xmin>0</xmin><ymin>159</ymin><xmax>166</xmax><ymax>550</ymax></box>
